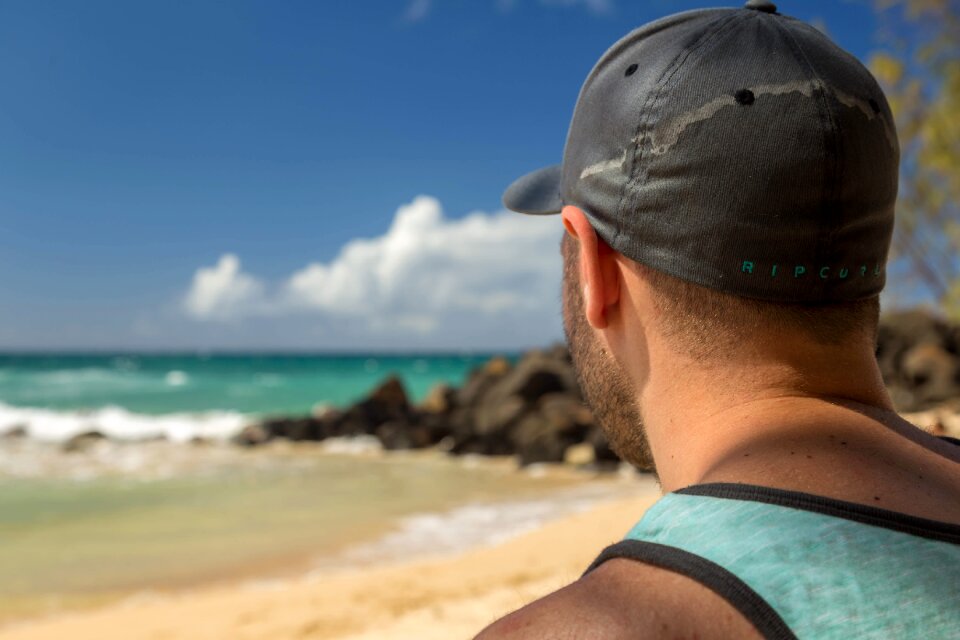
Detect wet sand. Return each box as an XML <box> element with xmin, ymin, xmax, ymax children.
<box><xmin>0</xmin><ymin>478</ymin><xmax>661</xmax><ymax>640</ymax></box>
<box><xmin>0</xmin><ymin>440</ymin><xmax>618</xmax><ymax>627</ymax></box>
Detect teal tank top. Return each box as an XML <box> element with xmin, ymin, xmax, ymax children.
<box><xmin>586</xmin><ymin>482</ymin><xmax>960</xmax><ymax>639</ymax></box>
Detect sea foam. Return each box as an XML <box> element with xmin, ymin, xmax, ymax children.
<box><xmin>0</xmin><ymin>402</ymin><xmax>249</xmax><ymax>443</ymax></box>
<box><xmin>314</xmin><ymin>483</ymin><xmax>625</xmax><ymax>572</ymax></box>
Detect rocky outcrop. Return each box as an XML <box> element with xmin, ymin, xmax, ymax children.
<box><xmin>243</xmin><ymin>348</ymin><xmax>614</xmax><ymax>468</ymax></box>
<box><xmin>877</xmin><ymin>310</ymin><xmax>960</xmax><ymax>411</ymax></box>
<box><xmin>239</xmin><ymin>308</ymin><xmax>960</xmax><ymax>466</ymax></box>
<box><xmin>445</xmin><ymin>349</ymin><xmax>601</xmax><ymax>464</ymax></box>
<box><xmin>240</xmin><ymin>375</ymin><xmax>456</xmax><ymax>453</ymax></box>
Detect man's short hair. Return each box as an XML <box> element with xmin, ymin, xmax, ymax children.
<box><xmin>629</xmin><ymin>259</ymin><xmax>880</xmax><ymax>359</ymax></box>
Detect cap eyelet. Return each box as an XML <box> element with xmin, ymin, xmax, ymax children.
<box><xmin>625</xmin><ymin>63</ymin><xmax>638</xmax><ymax>77</ymax></box>
<box><xmin>735</xmin><ymin>89</ymin><xmax>755</xmax><ymax>105</ymax></box>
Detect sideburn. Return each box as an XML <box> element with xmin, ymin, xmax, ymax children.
<box><xmin>560</xmin><ymin>233</ymin><xmax>656</xmax><ymax>473</ymax></box>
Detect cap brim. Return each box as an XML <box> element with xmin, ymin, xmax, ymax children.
<box><xmin>502</xmin><ymin>164</ymin><xmax>563</xmax><ymax>215</ymax></box>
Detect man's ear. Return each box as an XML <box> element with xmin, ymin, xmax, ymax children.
<box><xmin>561</xmin><ymin>206</ymin><xmax>620</xmax><ymax>329</ymax></box>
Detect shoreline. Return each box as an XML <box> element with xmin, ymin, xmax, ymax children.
<box><xmin>308</xmin><ymin>469</ymin><xmax>644</xmax><ymax>575</ymax></box>
<box><xmin>0</xmin><ymin>476</ymin><xmax>662</xmax><ymax>640</ymax></box>
<box><xmin>0</xmin><ymin>444</ymin><xmax>649</xmax><ymax>635</ymax></box>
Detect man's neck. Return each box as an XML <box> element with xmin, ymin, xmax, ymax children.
<box><xmin>635</xmin><ymin>342</ymin><xmax>960</xmax><ymax>523</ymax></box>
<box><xmin>637</xmin><ymin>339</ymin><xmax>896</xmax><ymax>493</ymax></box>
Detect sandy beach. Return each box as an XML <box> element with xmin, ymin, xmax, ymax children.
<box><xmin>0</xmin><ymin>477</ymin><xmax>661</xmax><ymax>640</ymax></box>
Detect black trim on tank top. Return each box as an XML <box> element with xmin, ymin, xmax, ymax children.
<box><xmin>675</xmin><ymin>483</ymin><xmax>960</xmax><ymax>545</ymax></box>
<box><xmin>584</xmin><ymin>540</ymin><xmax>798</xmax><ymax>640</ymax></box>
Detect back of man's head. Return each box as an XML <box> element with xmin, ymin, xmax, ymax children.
<box><xmin>504</xmin><ymin>3</ymin><xmax>898</xmax><ymax>318</ymax></box>
<box><xmin>632</xmin><ymin>259</ymin><xmax>881</xmax><ymax>361</ymax></box>
<box><xmin>559</xmin><ymin>230</ymin><xmax>880</xmax><ymax>362</ymax></box>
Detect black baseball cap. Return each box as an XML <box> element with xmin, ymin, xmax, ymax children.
<box><xmin>503</xmin><ymin>1</ymin><xmax>899</xmax><ymax>303</ymax></box>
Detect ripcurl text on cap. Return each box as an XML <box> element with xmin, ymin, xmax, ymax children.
<box><xmin>503</xmin><ymin>1</ymin><xmax>899</xmax><ymax>303</ymax></box>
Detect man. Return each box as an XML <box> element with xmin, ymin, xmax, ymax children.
<box><xmin>478</xmin><ymin>2</ymin><xmax>960</xmax><ymax>638</ymax></box>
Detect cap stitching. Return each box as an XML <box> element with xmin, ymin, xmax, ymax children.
<box><xmin>614</xmin><ymin>11</ymin><xmax>744</xmax><ymax>255</ymax></box>
<box><xmin>775</xmin><ymin>19</ymin><xmax>844</xmax><ymax>300</ymax></box>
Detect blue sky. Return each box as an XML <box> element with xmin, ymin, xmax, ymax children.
<box><xmin>0</xmin><ymin>0</ymin><xmax>883</xmax><ymax>351</ymax></box>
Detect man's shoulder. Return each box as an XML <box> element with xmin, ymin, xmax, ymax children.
<box><xmin>474</xmin><ymin>560</ymin><xmax>637</xmax><ymax>640</ymax></box>
<box><xmin>474</xmin><ymin>557</ymin><xmax>762</xmax><ymax>639</ymax></box>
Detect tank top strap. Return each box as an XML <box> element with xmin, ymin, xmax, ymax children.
<box><xmin>585</xmin><ymin>483</ymin><xmax>960</xmax><ymax>639</ymax></box>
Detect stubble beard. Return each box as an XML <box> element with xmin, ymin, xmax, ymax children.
<box><xmin>561</xmin><ymin>235</ymin><xmax>656</xmax><ymax>472</ymax></box>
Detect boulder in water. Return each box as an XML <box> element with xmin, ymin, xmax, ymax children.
<box><xmin>339</xmin><ymin>375</ymin><xmax>414</xmax><ymax>435</ymax></box>
<box><xmin>62</xmin><ymin>430</ymin><xmax>106</xmax><ymax>453</ymax></box>
<box><xmin>1</xmin><ymin>426</ymin><xmax>27</xmax><ymax>440</ymax></box>
<box><xmin>232</xmin><ymin>423</ymin><xmax>272</xmax><ymax>446</ymax></box>
<box><xmin>419</xmin><ymin>383</ymin><xmax>456</xmax><ymax>415</ymax></box>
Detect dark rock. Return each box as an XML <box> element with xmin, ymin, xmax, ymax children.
<box><xmin>586</xmin><ymin>427</ymin><xmax>622</xmax><ymax>466</ymax></box>
<box><xmin>512</xmin><ymin>413</ymin><xmax>582</xmax><ymax>466</ymax></box>
<box><xmin>456</xmin><ymin>357</ymin><xmax>512</xmax><ymax>408</ymax></box>
<box><xmin>473</xmin><ymin>395</ymin><xmax>527</xmax><ymax>437</ymax></box>
<box><xmin>445</xmin><ymin>356</ymin><xmax>515</xmax><ymax>450</ymax></box>
<box><xmin>537</xmin><ymin>393</ymin><xmax>593</xmax><ymax>430</ymax></box>
<box><xmin>445</xmin><ymin>349</ymin><xmax>590</xmax><ymax>457</ymax></box>
<box><xmin>2</xmin><ymin>426</ymin><xmax>27</xmax><ymax>439</ymax></box>
<box><xmin>259</xmin><ymin>417</ymin><xmax>322</xmax><ymax>441</ymax></box>
<box><xmin>375</xmin><ymin>420</ymin><xmax>435</xmax><ymax>450</ymax></box>
<box><xmin>374</xmin><ymin>420</ymin><xmax>412</xmax><ymax>450</ymax></box>
<box><xmin>493</xmin><ymin>350</ymin><xmax>578</xmax><ymax>403</ymax></box>
<box><xmin>901</xmin><ymin>343</ymin><xmax>959</xmax><ymax>407</ymax></box>
<box><xmin>62</xmin><ymin>430</ymin><xmax>106</xmax><ymax>453</ymax></box>
<box><xmin>435</xmin><ymin>435</ymin><xmax>456</xmax><ymax>452</ymax></box>
<box><xmin>288</xmin><ymin>418</ymin><xmax>322</xmax><ymax>441</ymax></box>
<box><xmin>511</xmin><ymin>394</ymin><xmax>593</xmax><ymax>466</ymax></box>
<box><xmin>419</xmin><ymin>411</ymin><xmax>454</xmax><ymax>443</ymax></box>
<box><xmin>329</xmin><ymin>376</ymin><xmax>455</xmax><ymax>451</ymax></box>
<box><xmin>315</xmin><ymin>407</ymin><xmax>344</xmax><ymax>435</ymax></box>
<box><xmin>450</xmin><ymin>437</ymin><xmax>493</xmax><ymax>456</ymax></box>
<box><xmin>419</xmin><ymin>383</ymin><xmax>457</xmax><ymax>415</ymax></box>
<box><xmin>877</xmin><ymin>310</ymin><xmax>960</xmax><ymax>410</ymax></box>
<box><xmin>338</xmin><ymin>375</ymin><xmax>415</xmax><ymax>436</ymax></box>
<box><xmin>233</xmin><ymin>423</ymin><xmax>272</xmax><ymax>446</ymax></box>
<box><xmin>368</xmin><ymin>375</ymin><xmax>409</xmax><ymax>409</ymax></box>
<box><xmin>877</xmin><ymin>311</ymin><xmax>950</xmax><ymax>380</ymax></box>
<box><xmin>330</xmin><ymin>417</ymin><xmax>372</xmax><ymax>438</ymax></box>
<box><xmin>885</xmin><ymin>384</ymin><xmax>916</xmax><ymax>411</ymax></box>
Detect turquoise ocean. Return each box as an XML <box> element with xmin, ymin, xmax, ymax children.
<box><xmin>0</xmin><ymin>353</ymin><xmax>514</xmax><ymax>442</ymax></box>
<box><xmin>0</xmin><ymin>352</ymin><xmax>627</xmax><ymax>625</ymax></box>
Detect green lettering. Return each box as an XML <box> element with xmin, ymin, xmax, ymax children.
<box><xmin>771</xmin><ymin>264</ymin><xmax>778</xmax><ymax>277</ymax></box>
<box><xmin>860</xmin><ymin>265</ymin><xmax>867</xmax><ymax>276</ymax></box>
<box><xmin>794</xmin><ymin>265</ymin><xmax>806</xmax><ymax>278</ymax></box>
<box><xmin>742</xmin><ymin>260</ymin><xmax>754</xmax><ymax>274</ymax></box>
<box><xmin>874</xmin><ymin>264</ymin><xmax>882</xmax><ymax>276</ymax></box>
<box><xmin>839</xmin><ymin>267</ymin><xmax>849</xmax><ymax>279</ymax></box>
<box><xmin>819</xmin><ymin>266</ymin><xmax>830</xmax><ymax>279</ymax></box>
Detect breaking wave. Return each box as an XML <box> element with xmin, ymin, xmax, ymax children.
<box><xmin>0</xmin><ymin>402</ymin><xmax>249</xmax><ymax>443</ymax></box>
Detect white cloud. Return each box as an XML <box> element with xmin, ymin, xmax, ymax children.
<box><xmin>183</xmin><ymin>254</ymin><xmax>265</xmax><ymax>321</ymax></box>
<box><xmin>182</xmin><ymin>196</ymin><xmax>563</xmax><ymax>339</ymax></box>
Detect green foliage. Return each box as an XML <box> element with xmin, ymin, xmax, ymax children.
<box><xmin>870</xmin><ymin>0</ymin><xmax>960</xmax><ymax>315</ymax></box>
